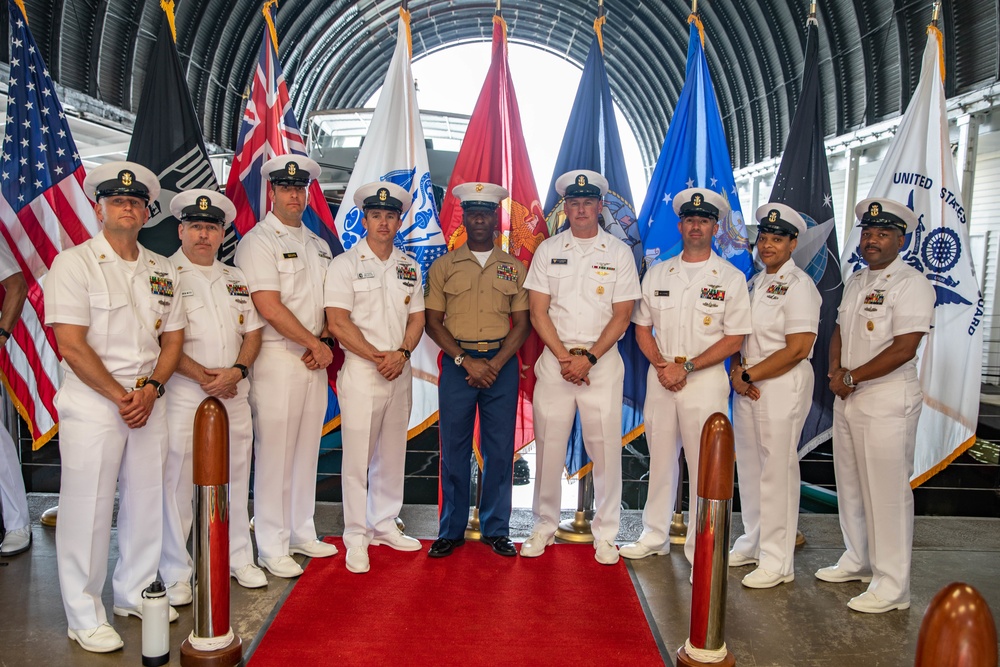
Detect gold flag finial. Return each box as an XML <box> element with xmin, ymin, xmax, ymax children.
<box><xmin>160</xmin><ymin>0</ymin><xmax>177</xmax><ymax>42</ymax></box>
<box><xmin>692</xmin><ymin>0</ymin><xmax>698</xmax><ymax>14</ymax></box>
<box><xmin>931</xmin><ymin>1</ymin><xmax>941</xmax><ymax>26</ymax></box>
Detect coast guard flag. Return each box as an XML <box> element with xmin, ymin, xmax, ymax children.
<box><xmin>1</xmin><ymin>0</ymin><xmax>99</xmax><ymax>449</ymax></box>
<box><xmin>333</xmin><ymin>7</ymin><xmax>447</xmax><ymax>438</ymax></box>
<box><xmin>637</xmin><ymin>18</ymin><xmax>751</xmax><ymax>277</ymax></box>
<box><xmin>542</xmin><ymin>15</ymin><xmax>646</xmax><ymax>477</ymax></box>
<box><xmin>840</xmin><ymin>23</ymin><xmax>982</xmax><ymax>486</ymax></box>
<box><xmin>768</xmin><ymin>14</ymin><xmax>842</xmax><ymax>457</ymax></box>
<box><xmin>225</xmin><ymin>0</ymin><xmax>344</xmax><ymax>430</ymax></box>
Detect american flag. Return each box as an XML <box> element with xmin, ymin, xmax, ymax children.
<box><xmin>0</xmin><ymin>0</ymin><xmax>97</xmax><ymax>449</ymax></box>
<box><xmin>225</xmin><ymin>1</ymin><xmax>344</xmax><ymax>430</ymax></box>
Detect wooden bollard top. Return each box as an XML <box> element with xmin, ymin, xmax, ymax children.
<box><xmin>193</xmin><ymin>397</ymin><xmax>230</xmax><ymax>487</ymax></box>
<box><xmin>697</xmin><ymin>412</ymin><xmax>734</xmax><ymax>501</ymax></box>
<box><xmin>915</xmin><ymin>582</ymin><xmax>998</xmax><ymax>667</ymax></box>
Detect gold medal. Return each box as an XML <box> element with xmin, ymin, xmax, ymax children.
<box><xmin>238</xmin><ymin>313</ymin><xmax>244</xmax><ymax>325</ymax></box>
<box><xmin>405</xmin><ymin>295</ymin><xmax>411</xmax><ymax>304</ymax></box>
<box><xmin>703</xmin><ymin>315</ymin><xmax>712</xmax><ymax>326</ymax></box>
<box><xmin>866</xmin><ymin>320</ymin><xmax>874</xmax><ymax>331</ymax></box>
<box><xmin>154</xmin><ymin>318</ymin><xmax>161</xmax><ymax>330</ymax></box>
<box><xmin>596</xmin><ymin>285</ymin><xmax>605</xmax><ymax>295</ymax></box>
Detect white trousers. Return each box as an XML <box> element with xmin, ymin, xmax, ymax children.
<box><xmin>531</xmin><ymin>347</ymin><xmax>624</xmax><ymax>544</ymax></box>
<box><xmin>0</xmin><ymin>419</ymin><xmax>29</xmax><ymax>532</ymax></box>
<box><xmin>338</xmin><ymin>359</ymin><xmax>412</xmax><ymax>549</ymax></box>
<box><xmin>833</xmin><ymin>378</ymin><xmax>921</xmax><ymax>604</ymax></box>
<box><xmin>248</xmin><ymin>345</ymin><xmax>327</xmax><ymax>559</ymax></box>
<box><xmin>55</xmin><ymin>375</ymin><xmax>167</xmax><ymax>631</ymax></box>
<box><xmin>641</xmin><ymin>364</ymin><xmax>729</xmax><ymax>564</ymax></box>
<box><xmin>731</xmin><ymin>361</ymin><xmax>813</xmax><ymax>576</ymax></box>
<box><xmin>159</xmin><ymin>378</ymin><xmax>255</xmax><ymax>583</ymax></box>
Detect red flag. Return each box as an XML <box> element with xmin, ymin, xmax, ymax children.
<box><xmin>439</xmin><ymin>14</ymin><xmax>549</xmax><ymax>451</ymax></box>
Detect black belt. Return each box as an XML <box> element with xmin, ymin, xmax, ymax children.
<box><xmin>456</xmin><ymin>338</ymin><xmax>505</xmax><ymax>352</ymax></box>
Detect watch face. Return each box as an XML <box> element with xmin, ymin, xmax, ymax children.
<box><xmin>684</xmin><ymin>361</ymin><xmax>695</xmax><ymax>373</ymax></box>
<box><xmin>454</xmin><ymin>355</ymin><xmax>464</xmax><ymax>365</ymax></box>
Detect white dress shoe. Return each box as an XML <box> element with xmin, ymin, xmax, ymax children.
<box><xmin>165</xmin><ymin>581</ymin><xmax>192</xmax><ymax>606</ymax></box>
<box><xmin>345</xmin><ymin>547</ymin><xmax>370</xmax><ymax>573</ymax></box>
<box><xmin>231</xmin><ymin>563</ymin><xmax>268</xmax><ymax>589</ymax></box>
<box><xmin>595</xmin><ymin>540</ymin><xmax>619</xmax><ymax>565</ymax></box>
<box><xmin>0</xmin><ymin>525</ymin><xmax>31</xmax><ymax>556</ymax></box>
<box><xmin>619</xmin><ymin>540</ymin><xmax>669</xmax><ymax>560</ymax></box>
<box><xmin>113</xmin><ymin>601</ymin><xmax>179</xmax><ymax>623</ymax></box>
<box><xmin>742</xmin><ymin>568</ymin><xmax>794</xmax><ymax>589</ymax></box>
<box><xmin>370</xmin><ymin>531</ymin><xmax>421</xmax><ymax>552</ymax></box>
<box><xmin>68</xmin><ymin>623</ymin><xmax>123</xmax><ymax>653</ymax></box>
<box><xmin>848</xmin><ymin>591</ymin><xmax>910</xmax><ymax>614</ymax></box>
<box><xmin>815</xmin><ymin>565</ymin><xmax>873</xmax><ymax>583</ymax></box>
<box><xmin>728</xmin><ymin>551</ymin><xmax>758</xmax><ymax>567</ymax></box>
<box><xmin>290</xmin><ymin>539</ymin><xmax>339</xmax><ymax>558</ymax></box>
<box><xmin>519</xmin><ymin>532</ymin><xmax>554</xmax><ymax>558</ymax></box>
<box><xmin>259</xmin><ymin>555</ymin><xmax>303</xmax><ymax>578</ymax></box>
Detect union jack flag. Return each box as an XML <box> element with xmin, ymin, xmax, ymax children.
<box><xmin>0</xmin><ymin>0</ymin><xmax>98</xmax><ymax>448</ymax></box>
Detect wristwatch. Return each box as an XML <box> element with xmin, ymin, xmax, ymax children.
<box><xmin>320</xmin><ymin>337</ymin><xmax>336</xmax><ymax>349</ymax></box>
<box><xmin>0</xmin><ymin>327</ymin><xmax>10</xmax><ymax>342</ymax></box>
<box><xmin>741</xmin><ymin>369</ymin><xmax>752</xmax><ymax>384</ymax></box>
<box><xmin>233</xmin><ymin>363</ymin><xmax>249</xmax><ymax>379</ymax></box>
<box><xmin>683</xmin><ymin>360</ymin><xmax>695</xmax><ymax>374</ymax></box>
<box><xmin>398</xmin><ymin>347</ymin><xmax>411</xmax><ymax>361</ymax></box>
<box><xmin>146</xmin><ymin>379</ymin><xmax>166</xmax><ymax>398</ymax></box>
<box><xmin>454</xmin><ymin>353</ymin><xmax>466</xmax><ymax>366</ymax></box>
<box><xmin>843</xmin><ymin>370</ymin><xmax>855</xmax><ymax>388</ymax></box>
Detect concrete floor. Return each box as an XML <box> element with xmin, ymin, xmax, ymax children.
<box><xmin>1</xmin><ymin>494</ymin><xmax>998</xmax><ymax>666</ymax></box>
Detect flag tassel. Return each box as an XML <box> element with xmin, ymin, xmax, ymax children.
<box><xmin>263</xmin><ymin>0</ymin><xmax>279</xmax><ymax>52</ymax></box>
<box><xmin>160</xmin><ymin>0</ymin><xmax>177</xmax><ymax>42</ymax></box>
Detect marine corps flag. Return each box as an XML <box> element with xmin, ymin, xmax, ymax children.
<box><xmin>438</xmin><ymin>10</ymin><xmax>549</xmax><ymax>451</ymax></box>
<box><xmin>840</xmin><ymin>20</ymin><xmax>982</xmax><ymax>486</ymax></box>
<box><xmin>768</xmin><ymin>12</ymin><xmax>842</xmax><ymax>457</ymax></box>
<box><xmin>127</xmin><ymin>1</ymin><xmax>226</xmax><ymax>260</ymax></box>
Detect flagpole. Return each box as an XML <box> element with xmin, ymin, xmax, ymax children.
<box><xmin>931</xmin><ymin>1</ymin><xmax>941</xmax><ymax>26</ymax></box>
<box><xmin>495</xmin><ymin>0</ymin><xmax>501</xmax><ymax>17</ymax></box>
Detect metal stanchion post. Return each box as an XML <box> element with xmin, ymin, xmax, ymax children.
<box><xmin>465</xmin><ymin>457</ymin><xmax>483</xmax><ymax>540</ymax></box>
<box><xmin>669</xmin><ymin>449</ymin><xmax>687</xmax><ymax>544</ymax></box>
<box><xmin>555</xmin><ymin>471</ymin><xmax>595</xmax><ymax>543</ymax></box>
<box><xmin>677</xmin><ymin>413</ymin><xmax>736</xmax><ymax>667</ymax></box>
<box><xmin>180</xmin><ymin>398</ymin><xmax>242</xmax><ymax>667</ymax></box>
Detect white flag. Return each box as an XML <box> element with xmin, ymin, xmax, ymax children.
<box><xmin>840</xmin><ymin>26</ymin><xmax>983</xmax><ymax>486</ymax></box>
<box><xmin>334</xmin><ymin>8</ymin><xmax>447</xmax><ymax>436</ymax></box>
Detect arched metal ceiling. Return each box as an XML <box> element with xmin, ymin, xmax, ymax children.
<box><xmin>10</xmin><ymin>0</ymin><xmax>1000</xmax><ymax>171</ymax></box>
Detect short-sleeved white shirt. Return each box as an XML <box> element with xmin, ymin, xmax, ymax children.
<box><xmin>171</xmin><ymin>251</ymin><xmax>263</xmax><ymax>374</ymax></box>
<box><xmin>838</xmin><ymin>255</ymin><xmax>935</xmax><ymax>382</ymax></box>
<box><xmin>324</xmin><ymin>238</ymin><xmax>425</xmax><ymax>363</ymax></box>
<box><xmin>234</xmin><ymin>212</ymin><xmax>333</xmax><ymax>342</ymax></box>
<box><xmin>742</xmin><ymin>258</ymin><xmax>821</xmax><ymax>364</ymax></box>
<box><xmin>44</xmin><ymin>230</ymin><xmax>186</xmax><ymax>379</ymax></box>
<box><xmin>523</xmin><ymin>227</ymin><xmax>641</xmax><ymax>346</ymax></box>
<box><xmin>0</xmin><ymin>235</ymin><xmax>21</xmax><ymax>282</ymax></box>
<box><xmin>633</xmin><ymin>252</ymin><xmax>752</xmax><ymax>360</ymax></box>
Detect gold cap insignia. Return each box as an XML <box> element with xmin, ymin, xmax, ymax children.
<box><xmin>577</xmin><ymin>174</ymin><xmax>588</xmax><ymax>187</ymax></box>
<box><xmin>120</xmin><ymin>170</ymin><xmax>134</xmax><ymax>186</ymax></box>
<box><xmin>768</xmin><ymin>210</ymin><xmax>779</xmax><ymax>223</ymax></box>
<box><xmin>692</xmin><ymin>193</ymin><xmax>703</xmax><ymax>207</ymax></box>
<box><xmin>378</xmin><ymin>188</ymin><xmax>388</xmax><ymax>201</ymax></box>
<box><xmin>869</xmin><ymin>202</ymin><xmax>881</xmax><ymax>217</ymax></box>
<box><xmin>287</xmin><ymin>161</ymin><xmax>298</xmax><ymax>176</ymax></box>
<box><xmin>475</xmin><ymin>183</ymin><xmax>484</xmax><ymax>192</ymax></box>
<box><xmin>197</xmin><ymin>196</ymin><xmax>210</xmax><ymax>211</ymax></box>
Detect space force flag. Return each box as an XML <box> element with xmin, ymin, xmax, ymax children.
<box><xmin>840</xmin><ymin>22</ymin><xmax>982</xmax><ymax>486</ymax></box>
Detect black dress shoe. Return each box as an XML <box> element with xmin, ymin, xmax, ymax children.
<box><xmin>428</xmin><ymin>537</ymin><xmax>465</xmax><ymax>558</ymax></box>
<box><xmin>482</xmin><ymin>535</ymin><xmax>517</xmax><ymax>557</ymax></box>
<box><xmin>513</xmin><ymin>458</ymin><xmax>530</xmax><ymax>486</ymax></box>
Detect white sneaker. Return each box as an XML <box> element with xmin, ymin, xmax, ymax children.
<box><xmin>848</xmin><ymin>590</ymin><xmax>910</xmax><ymax>613</ymax></box>
<box><xmin>815</xmin><ymin>565</ymin><xmax>873</xmax><ymax>583</ymax></box>
<box><xmin>258</xmin><ymin>555</ymin><xmax>303</xmax><ymax>578</ymax></box>
<box><xmin>0</xmin><ymin>525</ymin><xmax>31</xmax><ymax>556</ymax></box>
<box><xmin>231</xmin><ymin>563</ymin><xmax>268</xmax><ymax>589</ymax></box>
<box><xmin>290</xmin><ymin>540</ymin><xmax>339</xmax><ymax>558</ymax></box>
<box><xmin>595</xmin><ymin>540</ymin><xmax>619</xmax><ymax>565</ymax></box>
<box><xmin>741</xmin><ymin>568</ymin><xmax>794</xmax><ymax>589</ymax></box>
<box><xmin>619</xmin><ymin>540</ymin><xmax>669</xmax><ymax>560</ymax></box>
<box><xmin>68</xmin><ymin>623</ymin><xmax>123</xmax><ymax>653</ymax></box>
<box><xmin>728</xmin><ymin>551</ymin><xmax>759</xmax><ymax>567</ymax></box>
<box><xmin>165</xmin><ymin>581</ymin><xmax>192</xmax><ymax>606</ymax></box>
<box><xmin>346</xmin><ymin>546</ymin><xmax>370</xmax><ymax>573</ymax></box>
<box><xmin>370</xmin><ymin>531</ymin><xmax>421</xmax><ymax>552</ymax></box>
<box><xmin>113</xmin><ymin>601</ymin><xmax>179</xmax><ymax>623</ymax></box>
<box><xmin>519</xmin><ymin>532</ymin><xmax>554</xmax><ymax>558</ymax></box>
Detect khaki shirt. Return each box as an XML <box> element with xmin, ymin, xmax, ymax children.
<box><xmin>425</xmin><ymin>245</ymin><xmax>528</xmax><ymax>341</ymax></box>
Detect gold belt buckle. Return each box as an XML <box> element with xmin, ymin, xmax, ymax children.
<box><xmin>135</xmin><ymin>376</ymin><xmax>149</xmax><ymax>388</ymax></box>
<box><xmin>477</xmin><ymin>341</ymin><xmax>489</xmax><ymax>352</ymax></box>
<box><xmin>570</xmin><ymin>347</ymin><xmax>587</xmax><ymax>356</ymax></box>
<box><xmin>674</xmin><ymin>356</ymin><xmax>687</xmax><ymax>363</ymax></box>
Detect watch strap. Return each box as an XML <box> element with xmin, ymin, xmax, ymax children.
<box><xmin>398</xmin><ymin>347</ymin><xmax>411</xmax><ymax>360</ymax></box>
<box><xmin>234</xmin><ymin>363</ymin><xmax>249</xmax><ymax>379</ymax></box>
<box><xmin>146</xmin><ymin>379</ymin><xmax>165</xmax><ymax>398</ymax></box>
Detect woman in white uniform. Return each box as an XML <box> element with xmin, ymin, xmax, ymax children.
<box><xmin>729</xmin><ymin>203</ymin><xmax>820</xmax><ymax>589</ymax></box>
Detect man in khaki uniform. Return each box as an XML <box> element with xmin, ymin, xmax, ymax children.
<box><xmin>424</xmin><ymin>182</ymin><xmax>531</xmax><ymax>558</ymax></box>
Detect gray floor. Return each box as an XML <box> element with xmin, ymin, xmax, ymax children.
<box><xmin>1</xmin><ymin>494</ymin><xmax>998</xmax><ymax>666</ymax></box>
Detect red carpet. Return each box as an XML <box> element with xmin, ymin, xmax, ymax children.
<box><xmin>248</xmin><ymin>539</ymin><xmax>665</xmax><ymax>666</ymax></box>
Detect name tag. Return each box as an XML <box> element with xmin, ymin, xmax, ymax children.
<box><xmin>654</xmin><ymin>290</ymin><xmax>669</xmax><ymax>297</ymax></box>
<box><xmin>181</xmin><ymin>289</ymin><xmax>195</xmax><ymax>297</ymax></box>
<box><xmin>357</xmin><ymin>271</ymin><xmax>375</xmax><ymax>280</ymax></box>
<box><xmin>551</xmin><ymin>258</ymin><xmax>568</xmax><ymax>265</ymax></box>
<box><xmin>283</xmin><ymin>252</ymin><xmax>298</xmax><ymax>259</ymax></box>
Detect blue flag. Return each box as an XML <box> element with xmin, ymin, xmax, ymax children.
<box><xmin>637</xmin><ymin>21</ymin><xmax>751</xmax><ymax>276</ymax></box>
<box><xmin>543</xmin><ymin>23</ymin><xmax>647</xmax><ymax>478</ymax></box>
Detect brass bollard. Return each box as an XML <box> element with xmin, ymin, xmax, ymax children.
<box><xmin>677</xmin><ymin>413</ymin><xmax>736</xmax><ymax>667</ymax></box>
<box><xmin>465</xmin><ymin>465</ymin><xmax>483</xmax><ymax>540</ymax></box>
<box><xmin>555</xmin><ymin>472</ymin><xmax>595</xmax><ymax>543</ymax></box>
<box><xmin>669</xmin><ymin>449</ymin><xmax>687</xmax><ymax>544</ymax></box>
<box><xmin>914</xmin><ymin>582</ymin><xmax>997</xmax><ymax>666</ymax></box>
<box><xmin>180</xmin><ymin>398</ymin><xmax>242</xmax><ymax>666</ymax></box>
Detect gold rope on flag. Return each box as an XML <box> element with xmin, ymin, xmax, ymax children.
<box><xmin>493</xmin><ymin>13</ymin><xmax>507</xmax><ymax>43</ymax></box>
<box><xmin>688</xmin><ymin>13</ymin><xmax>705</xmax><ymax>47</ymax></box>
<box><xmin>399</xmin><ymin>6</ymin><xmax>412</xmax><ymax>59</ymax></box>
<box><xmin>263</xmin><ymin>0</ymin><xmax>280</xmax><ymax>53</ymax></box>
<box><xmin>927</xmin><ymin>24</ymin><xmax>946</xmax><ymax>83</ymax></box>
<box><xmin>593</xmin><ymin>15</ymin><xmax>606</xmax><ymax>54</ymax></box>
<box><xmin>12</xmin><ymin>0</ymin><xmax>27</xmax><ymax>24</ymax></box>
<box><xmin>160</xmin><ymin>0</ymin><xmax>177</xmax><ymax>42</ymax></box>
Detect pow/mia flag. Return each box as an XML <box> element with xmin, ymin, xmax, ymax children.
<box><xmin>127</xmin><ymin>5</ymin><xmax>230</xmax><ymax>260</ymax></box>
<box><xmin>840</xmin><ymin>23</ymin><xmax>983</xmax><ymax>486</ymax></box>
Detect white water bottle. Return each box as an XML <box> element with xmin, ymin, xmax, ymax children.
<box><xmin>141</xmin><ymin>581</ymin><xmax>170</xmax><ymax>666</ymax></box>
